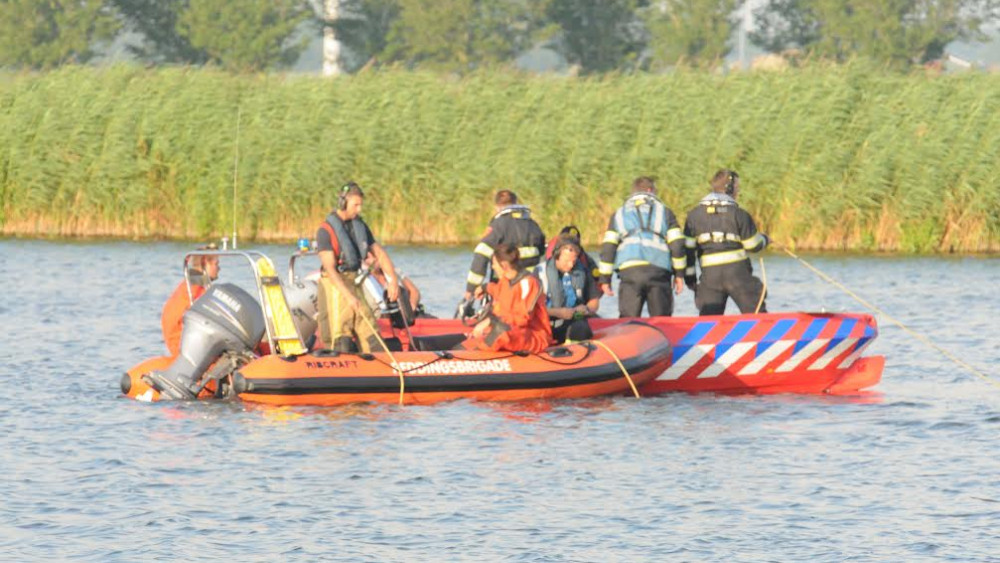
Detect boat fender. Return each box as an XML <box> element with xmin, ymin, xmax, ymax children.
<box><xmin>231</xmin><ymin>372</ymin><xmax>249</xmax><ymax>394</ymax></box>
<box><xmin>120</xmin><ymin>373</ymin><xmax>132</xmax><ymax>395</ymax></box>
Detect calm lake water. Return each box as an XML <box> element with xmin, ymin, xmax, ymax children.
<box><xmin>1</xmin><ymin>239</ymin><xmax>998</xmax><ymax>561</ymax></box>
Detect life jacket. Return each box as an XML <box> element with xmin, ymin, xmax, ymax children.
<box><xmin>537</xmin><ymin>259</ymin><xmax>588</xmax><ymax>309</ymax></box>
<box><xmin>611</xmin><ymin>193</ymin><xmax>674</xmax><ymax>272</ymax></box>
<box><xmin>319</xmin><ymin>213</ymin><xmax>370</xmax><ymax>273</ymax></box>
<box><xmin>481</xmin><ymin>270</ymin><xmax>552</xmax><ymax>353</ymax></box>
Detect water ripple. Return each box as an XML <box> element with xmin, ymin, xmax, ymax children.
<box><xmin>1</xmin><ymin>242</ymin><xmax>998</xmax><ymax>561</ymax></box>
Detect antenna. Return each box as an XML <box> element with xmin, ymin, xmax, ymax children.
<box><xmin>232</xmin><ymin>106</ymin><xmax>242</xmax><ymax>249</ymax></box>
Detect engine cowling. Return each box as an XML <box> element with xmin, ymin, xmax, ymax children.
<box><xmin>145</xmin><ymin>283</ymin><xmax>266</xmax><ymax>399</ymax></box>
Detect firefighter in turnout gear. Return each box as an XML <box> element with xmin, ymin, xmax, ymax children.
<box><xmin>598</xmin><ymin>177</ymin><xmax>686</xmax><ymax>317</ymax></box>
<box><xmin>683</xmin><ymin>169</ymin><xmax>769</xmax><ymax>315</ymax></box>
<box><xmin>316</xmin><ymin>182</ymin><xmax>401</xmax><ymax>353</ymax></box>
<box><xmin>463</xmin><ymin>190</ymin><xmax>546</xmax><ymax>300</ymax></box>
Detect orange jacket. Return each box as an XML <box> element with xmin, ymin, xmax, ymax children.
<box><xmin>465</xmin><ymin>273</ymin><xmax>552</xmax><ymax>354</ymax></box>
<box><xmin>161</xmin><ymin>281</ymin><xmax>206</xmax><ymax>356</ymax></box>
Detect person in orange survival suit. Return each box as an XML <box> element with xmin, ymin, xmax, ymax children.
<box><xmin>460</xmin><ymin>243</ymin><xmax>553</xmax><ymax>354</ymax></box>
<box><xmin>161</xmin><ymin>244</ymin><xmax>220</xmax><ymax>356</ymax></box>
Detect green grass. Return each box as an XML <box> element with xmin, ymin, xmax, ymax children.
<box><xmin>1</xmin><ymin>63</ymin><xmax>998</xmax><ymax>252</ymax></box>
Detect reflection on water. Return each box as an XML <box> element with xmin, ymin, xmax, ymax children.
<box><xmin>1</xmin><ymin>240</ymin><xmax>998</xmax><ymax>561</ymax></box>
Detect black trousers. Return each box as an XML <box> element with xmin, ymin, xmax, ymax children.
<box><xmin>618</xmin><ymin>265</ymin><xmax>674</xmax><ymax>317</ymax></box>
<box><xmin>695</xmin><ymin>260</ymin><xmax>767</xmax><ymax>316</ymax></box>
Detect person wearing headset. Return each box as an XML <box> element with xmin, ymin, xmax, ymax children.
<box><xmin>316</xmin><ymin>181</ymin><xmax>400</xmax><ymax>352</ymax></box>
<box><xmin>683</xmin><ymin>169</ymin><xmax>770</xmax><ymax>315</ymax></box>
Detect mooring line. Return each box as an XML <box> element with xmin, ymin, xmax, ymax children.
<box><xmin>774</xmin><ymin>244</ymin><xmax>999</xmax><ymax>390</ymax></box>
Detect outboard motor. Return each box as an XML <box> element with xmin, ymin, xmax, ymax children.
<box><xmin>145</xmin><ymin>283</ymin><xmax>266</xmax><ymax>400</ymax></box>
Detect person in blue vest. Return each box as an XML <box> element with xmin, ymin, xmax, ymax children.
<box><xmin>598</xmin><ymin>176</ymin><xmax>687</xmax><ymax>317</ymax></box>
<box><xmin>316</xmin><ymin>182</ymin><xmax>400</xmax><ymax>352</ymax></box>
<box><xmin>538</xmin><ymin>236</ymin><xmax>600</xmax><ymax>343</ymax></box>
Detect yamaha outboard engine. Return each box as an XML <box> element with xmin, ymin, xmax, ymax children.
<box><xmin>145</xmin><ymin>283</ymin><xmax>266</xmax><ymax>400</ymax></box>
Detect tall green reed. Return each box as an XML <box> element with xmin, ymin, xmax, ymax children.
<box><xmin>0</xmin><ymin>63</ymin><xmax>997</xmax><ymax>252</ymax></box>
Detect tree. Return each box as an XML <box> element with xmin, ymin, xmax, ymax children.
<box><xmin>543</xmin><ymin>0</ymin><xmax>645</xmax><ymax>74</ymax></box>
<box><xmin>111</xmin><ymin>0</ymin><xmax>209</xmax><ymax>64</ymax></box>
<box><xmin>311</xmin><ymin>0</ymin><xmax>402</xmax><ymax>72</ymax></box>
<box><xmin>751</xmin><ymin>0</ymin><xmax>1000</xmax><ymax>66</ymax></box>
<box><xmin>177</xmin><ymin>0</ymin><xmax>312</xmax><ymax>71</ymax></box>
<box><xmin>642</xmin><ymin>0</ymin><xmax>743</xmax><ymax>69</ymax></box>
<box><xmin>0</xmin><ymin>0</ymin><xmax>119</xmax><ymax>68</ymax></box>
<box><xmin>382</xmin><ymin>0</ymin><xmax>542</xmax><ymax>71</ymax></box>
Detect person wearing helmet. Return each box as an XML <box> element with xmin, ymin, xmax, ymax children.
<box><xmin>683</xmin><ymin>169</ymin><xmax>769</xmax><ymax>315</ymax></box>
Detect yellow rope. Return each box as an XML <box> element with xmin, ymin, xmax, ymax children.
<box><xmin>359</xmin><ymin>312</ymin><xmax>406</xmax><ymax>405</ymax></box>
<box><xmin>589</xmin><ymin>340</ymin><xmax>641</xmax><ymax>399</ymax></box>
<box><xmin>754</xmin><ymin>256</ymin><xmax>767</xmax><ymax>314</ymax></box>
<box><xmin>775</xmin><ymin>244</ymin><xmax>1000</xmax><ymax>390</ymax></box>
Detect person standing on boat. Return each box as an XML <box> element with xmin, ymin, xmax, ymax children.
<box><xmin>461</xmin><ymin>243</ymin><xmax>552</xmax><ymax>354</ymax></box>
<box><xmin>538</xmin><ymin>236</ymin><xmax>600</xmax><ymax>343</ymax></box>
<box><xmin>160</xmin><ymin>243</ymin><xmax>220</xmax><ymax>356</ymax></box>
<box><xmin>463</xmin><ymin>190</ymin><xmax>546</xmax><ymax>300</ymax></box>
<box><xmin>316</xmin><ymin>182</ymin><xmax>400</xmax><ymax>353</ymax></box>
<box><xmin>598</xmin><ymin>177</ymin><xmax>687</xmax><ymax>317</ymax></box>
<box><xmin>683</xmin><ymin>169</ymin><xmax>769</xmax><ymax>315</ymax></box>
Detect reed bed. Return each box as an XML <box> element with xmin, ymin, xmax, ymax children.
<box><xmin>1</xmin><ymin>64</ymin><xmax>998</xmax><ymax>252</ymax></box>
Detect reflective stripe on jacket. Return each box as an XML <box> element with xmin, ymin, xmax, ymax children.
<box><xmin>465</xmin><ymin>205</ymin><xmax>546</xmax><ymax>292</ymax></box>
<box><xmin>684</xmin><ymin>192</ymin><xmax>767</xmax><ymax>271</ymax></box>
<box><xmin>598</xmin><ymin>193</ymin><xmax>686</xmax><ymax>282</ymax></box>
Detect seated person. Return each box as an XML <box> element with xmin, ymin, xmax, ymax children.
<box><xmin>161</xmin><ymin>244</ymin><xmax>220</xmax><ymax>356</ymax></box>
<box><xmin>365</xmin><ymin>254</ymin><xmax>430</xmax><ymax>325</ymax></box>
<box><xmin>544</xmin><ymin>225</ymin><xmax>601</xmax><ymax>286</ymax></box>
<box><xmin>538</xmin><ymin>236</ymin><xmax>600</xmax><ymax>343</ymax></box>
<box><xmin>460</xmin><ymin>243</ymin><xmax>552</xmax><ymax>354</ymax></box>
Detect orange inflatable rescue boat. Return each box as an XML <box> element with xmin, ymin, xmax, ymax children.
<box><xmin>122</xmin><ymin>249</ymin><xmax>672</xmax><ymax>406</ymax></box>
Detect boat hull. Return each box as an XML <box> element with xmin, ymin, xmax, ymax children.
<box><xmin>235</xmin><ymin>322</ymin><xmax>671</xmax><ymax>406</ymax></box>
<box><xmin>405</xmin><ymin>312</ymin><xmax>883</xmax><ymax>395</ymax></box>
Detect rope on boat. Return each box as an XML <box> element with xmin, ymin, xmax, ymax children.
<box><xmin>589</xmin><ymin>340</ymin><xmax>641</xmax><ymax>399</ymax></box>
<box><xmin>755</xmin><ymin>256</ymin><xmax>767</xmax><ymax>314</ymax></box>
<box><xmin>776</xmin><ymin>244</ymin><xmax>1000</xmax><ymax>391</ymax></box>
<box><xmin>359</xmin><ymin>313</ymin><xmax>406</xmax><ymax>405</ymax></box>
